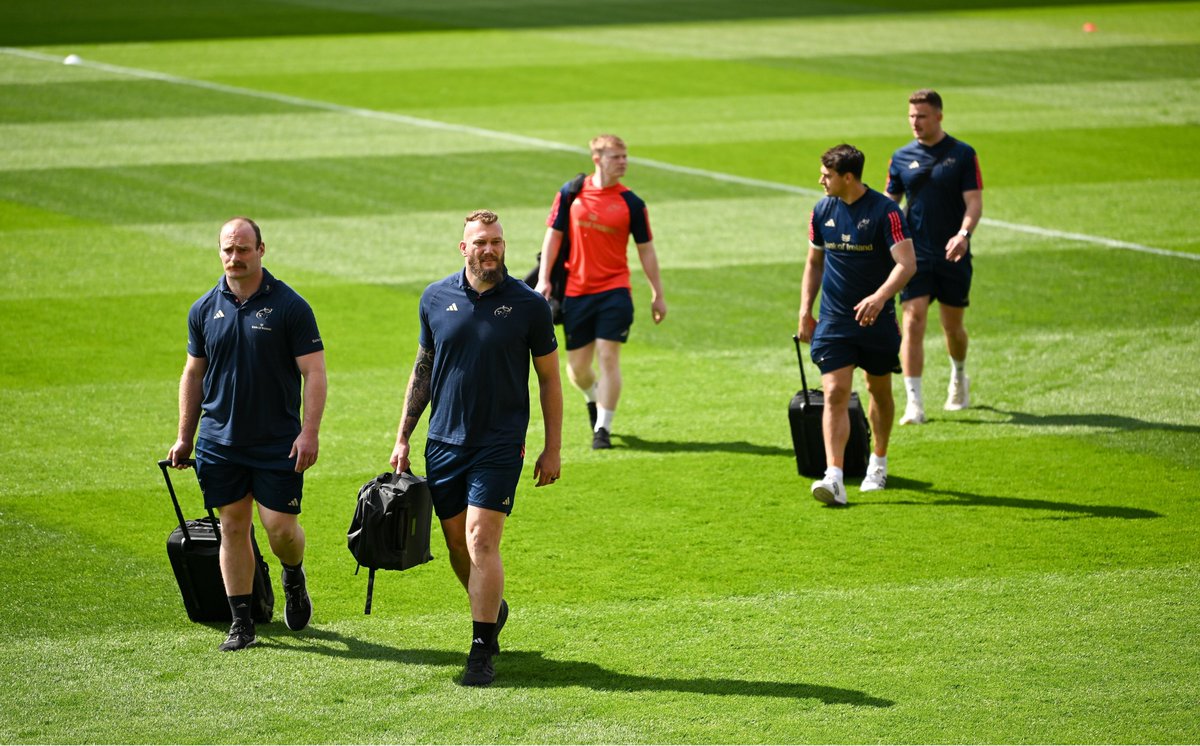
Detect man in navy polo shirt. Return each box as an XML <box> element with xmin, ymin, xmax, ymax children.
<box><xmin>798</xmin><ymin>145</ymin><xmax>916</xmax><ymax>506</ymax></box>
<box><xmin>886</xmin><ymin>89</ymin><xmax>984</xmax><ymax>423</ymax></box>
<box><xmin>168</xmin><ymin>217</ymin><xmax>327</xmax><ymax>652</ymax></box>
<box><xmin>391</xmin><ymin>209</ymin><xmax>563</xmax><ymax>687</ymax></box>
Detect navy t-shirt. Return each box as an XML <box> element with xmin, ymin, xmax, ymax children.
<box><xmin>419</xmin><ymin>270</ymin><xmax>558</xmax><ymax>447</ymax></box>
<box><xmin>808</xmin><ymin>187</ymin><xmax>911</xmax><ymax>322</ymax></box>
<box><xmin>187</xmin><ymin>268</ymin><xmax>324</xmax><ymax>447</ymax></box>
<box><xmin>886</xmin><ymin>135</ymin><xmax>982</xmax><ymax>264</ymax></box>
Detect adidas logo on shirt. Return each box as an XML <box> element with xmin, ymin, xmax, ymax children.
<box><xmin>824</xmin><ymin>219</ymin><xmax>835</xmax><ymax>227</ymax></box>
<box><xmin>908</xmin><ymin>160</ymin><xmax>921</xmax><ymax>169</ymax></box>
<box><xmin>213</xmin><ymin>309</ymin><xmax>225</xmax><ymax>319</ymax></box>
<box><xmin>446</xmin><ymin>303</ymin><xmax>459</xmax><ymax>312</ymax></box>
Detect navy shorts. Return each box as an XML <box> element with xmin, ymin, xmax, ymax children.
<box><xmin>810</xmin><ymin>316</ymin><xmax>901</xmax><ymax>377</ymax></box>
<box><xmin>900</xmin><ymin>253</ymin><xmax>972</xmax><ymax>307</ymax></box>
<box><xmin>424</xmin><ymin>439</ymin><xmax>525</xmax><ymax>520</ymax></box>
<box><xmin>563</xmin><ymin>288</ymin><xmax>634</xmax><ymax>350</ymax></box>
<box><xmin>194</xmin><ymin>437</ymin><xmax>304</xmax><ymax>514</ymax></box>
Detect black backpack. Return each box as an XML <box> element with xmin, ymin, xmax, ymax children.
<box><xmin>347</xmin><ymin>471</ymin><xmax>435</xmax><ymax>614</ymax></box>
<box><xmin>524</xmin><ymin>172</ymin><xmax>587</xmax><ymax>324</ymax></box>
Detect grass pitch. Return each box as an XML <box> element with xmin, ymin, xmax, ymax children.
<box><xmin>1</xmin><ymin>2</ymin><xmax>1198</xmax><ymax>743</ymax></box>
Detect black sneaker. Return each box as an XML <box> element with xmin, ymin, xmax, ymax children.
<box><xmin>592</xmin><ymin>427</ymin><xmax>612</xmax><ymax>450</ymax></box>
<box><xmin>218</xmin><ymin>621</ymin><xmax>257</xmax><ymax>652</ymax></box>
<box><xmin>283</xmin><ymin>566</ymin><xmax>312</xmax><ymax>632</ymax></box>
<box><xmin>461</xmin><ymin>647</ymin><xmax>495</xmax><ymax>687</ymax></box>
<box><xmin>490</xmin><ymin>599</ymin><xmax>508</xmax><ymax>655</ymax></box>
<box><xmin>587</xmin><ymin>402</ymin><xmax>598</xmax><ymax>430</ymax></box>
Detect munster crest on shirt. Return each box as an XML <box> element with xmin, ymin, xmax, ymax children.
<box><xmin>255</xmin><ymin>307</ymin><xmax>274</xmax><ymax>319</ymax></box>
<box><xmin>857</xmin><ymin>218</ymin><xmax>871</xmax><ymax>231</ymax></box>
<box><xmin>494</xmin><ymin>305</ymin><xmax>513</xmax><ymax>318</ymax></box>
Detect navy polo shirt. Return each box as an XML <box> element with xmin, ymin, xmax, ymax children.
<box><xmin>886</xmin><ymin>134</ymin><xmax>982</xmax><ymax>264</ymax></box>
<box><xmin>187</xmin><ymin>268</ymin><xmax>324</xmax><ymax>447</ymax></box>
<box><xmin>809</xmin><ymin>187</ymin><xmax>911</xmax><ymax>322</ymax></box>
<box><xmin>419</xmin><ymin>270</ymin><xmax>558</xmax><ymax>447</ymax></box>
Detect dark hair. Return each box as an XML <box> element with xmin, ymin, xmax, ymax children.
<box><xmin>820</xmin><ymin>144</ymin><xmax>865</xmax><ymax>180</ymax></box>
<box><xmin>464</xmin><ymin>209</ymin><xmax>500</xmax><ymax>225</ymax></box>
<box><xmin>909</xmin><ymin>89</ymin><xmax>943</xmax><ymax>110</ymax></box>
<box><xmin>224</xmin><ymin>216</ymin><xmax>262</xmax><ymax>247</ymax></box>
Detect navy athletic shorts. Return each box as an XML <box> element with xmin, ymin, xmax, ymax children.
<box><xmin>194</xmin><ymin>437</ymin><xmax>304</xmax><ymax>514</ymax></box>
<box><xmin>900</xmin><ymin>253</ymin><xmax>972</xmax><ymax>308</ymax></box>
<box><xmin>810</xmin><ymin>316</ymin><xmax>902</xmax><ymax>377</ymax></box>
<box><xmin>424</xmin><ymin>439</ymin><xmax>525</xmax><ymax>519</ymax></box>
<box><xmin>563</xmin><ymin>287</ymin><xmax>634</xmax><ymax>350</ymax></box>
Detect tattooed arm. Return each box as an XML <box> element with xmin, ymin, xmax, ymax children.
<box><xmin>390</xmin><ymin>345</ymin><xmax>434</xmax><ymax>473</ymax></box>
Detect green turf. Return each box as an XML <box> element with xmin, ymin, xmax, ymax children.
<box><xmin>1</xmin><ymin>2</ymin><xmax>1198</xmax><ymax>743</ymax></box>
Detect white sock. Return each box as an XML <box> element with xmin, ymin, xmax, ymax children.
<box><xmin>950</xmin><ymin>357</ymin><xmax>966</xmax><ymax>378</ymax></box>
<box><xmin>825</xmin><ymin>466</ymin><xmax>844</xmax><ymax>483</ymax></box>
<box><xmin>595</xmin><ymin>406</ymin><xmax>614</xmax><ymax>432</ymax></box>
<box><xmin>582</xmin><ymin>383</ymin><xmax>597</xmax><ymax>403</ymax></box>
<box><xmin>904</xmin><ymin>376</ymin><xmax>923</xmax><ymax>405</ymax></box>
<box><xmin>869</xmin><ymin>453</ymin><xmax>887</xmax><ymax>471</ymax></box>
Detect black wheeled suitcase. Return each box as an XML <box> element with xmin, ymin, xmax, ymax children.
<box><xmin>788</xmin><ymin>336</ymin><xmax>871</xmax><ymax>478</ymax></box>
<box><xmin>158</xmin><ymin>459</ymin><xmax>274</xmax><ymax>624</ymax></box>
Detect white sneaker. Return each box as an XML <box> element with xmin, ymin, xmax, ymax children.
<box><xmin>944</xmin><ymin>375</ymin><xmax>971</xmax><ymax>411</ymax></box>
<box><xmin>811</xmin><ymin>476</ymin><xmax>847</xmax><ymax>506</ymax></box>
<box><xmin>899</xmin><ymin>401</ymin><xmax>926</xmax><ymax>425</ymax></box>
<box><xmin>860</xmin><ymin>466</ymin><xmax>887</xmax><ymax>492</ymax></box>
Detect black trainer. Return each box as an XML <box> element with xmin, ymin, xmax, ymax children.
<box><xmin>218</xmin><ymin>621</ymin><xmax>257</xmax><ymax>652</ymax></box>
<box><xmin>587</xmin><ymin>402</ymin><xmax>598</xmax><ymax>430</ymax></box>
<box><xmin>461</xmin><ymin>647</ymin><xmax>495</xmax><ymax>687</ymax></box>
<box><xmin>592</xmin><ymin>427</ymin><xmax>612</xmax><ymax>450</ymax></box>
<box><xmin>283</xmin><ymin>566</ymin><xmax>312</xmax><ymax>632</ymax></box>
<box><xmin>490</xmin><ymin>599</ymin><xmax>509</xmax><ymax>655</ymax></box>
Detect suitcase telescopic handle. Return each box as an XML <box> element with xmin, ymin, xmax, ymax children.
<box><xmin>792</xmin><ymin>335</ymin><xmax>812</xmax><ymax>407</ymax></box>
<box><xmin>157</xmin><ymin>459</ymin><xmax>217</xmax><ymax>545</ymax></box>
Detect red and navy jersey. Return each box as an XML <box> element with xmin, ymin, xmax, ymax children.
<box><xmin>187</xmin><ymin>269</ymin><xmax>324</xmax><ymax>447</ymax></box>
<box><xmin>886</xmin><ymin>135</ymin><xmax>982</xmax><ymax>262</ymax></box>
<box><xmin>418</xmin><ymin>271</ymin><xmax>557</xmax><ymax>447</ymax></box>
<box><xmin>809</xmin><ymin>188</ymin><xmax>910</xmax><ymax>321</ymax></box>
<box><xmin>546</xmin><ymin>179</ymin><xmax>651</xmax><ymax>297</ymax></box>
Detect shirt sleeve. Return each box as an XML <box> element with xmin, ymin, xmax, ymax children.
<box><xmin>626</xmin><ymin>193</ymin><xmax>653</xmax><ymax>244</ymax></box>
<box><xmin>883</xmin><ymin>202</ymin><xmax>911</xmax><ymax>248</ymax></box>
<box><xmin>287</xmin><ymin>297</ymin><xmax>324</xmax><ymax>357</ymax></box>
<box><xmin>527</xmin><ymin>295</ymin><xmax>558</xmax><ymax>358</ymax></box>
<box><xmin>960</xmin><ymin>147</ymin><xmax>983</xmax><ymax>192</ymax></box>
<box><xmin>808</xmin><ymin>208</ymin><xmax>825</xmax><ymax>250</ymax></box>
<box><xmin>546</xmin><ymin>191</ymin><xmax>569</xmax><ymax>231</ymax></box>
<box><xmin>186</xmin><ymin>299</ymin><xmax>207</xmax><ymax>358</ymax></box>
<box><xmin>885</xmin><ymin>156</ymin><xmax>904</xmax><ymax>196</ymax></box>
<box><xmin>417</xmin><ymin>289</ymin><xmax>434</xmax><ymax>351</ymax></box>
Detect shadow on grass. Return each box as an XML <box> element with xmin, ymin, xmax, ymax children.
<box><xmin>962</xmin><ymin>405</ymin><xmax>1200</xmax><ymax>435</ymax></box>
<box><xmin>258</xmin><ymin>629</ymin><xmax>893</xmax><ymax>706</ymax></box>
<box><xmin>868</xmin><ymin>476</ymin><xmax>1161</xmax><ymax>520</ymax></box>
<box><xmin>617</xmin><ymin>433</ymin><xmax>793</xmax><ymax>457</ymax></box>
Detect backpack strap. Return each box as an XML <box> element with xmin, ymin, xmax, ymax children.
<box><xmin>364</xmin><ymin>567</ymin><xmax>376</xmax><ymax>615</ymax></box>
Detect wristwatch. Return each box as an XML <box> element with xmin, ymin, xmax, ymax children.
<box><xmin>958</xmin><ymin>228</ymin><xmax>972</xmax><ymax>239</ymax></box>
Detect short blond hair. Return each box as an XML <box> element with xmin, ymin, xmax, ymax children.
<box><xmin>589</xmin><ymin>134</ymin><xmax>626</xmax><ymax>157</ymax></box>
<box><xmin>464</xmin><ymin>209</ymin><xmax>500</xmax><ymax>225</ymax></box>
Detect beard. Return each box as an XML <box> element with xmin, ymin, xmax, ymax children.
<box><xmin>467</xmin><ymin>253</ymin><xmax>505</xmax><ymax>284</ymax></box>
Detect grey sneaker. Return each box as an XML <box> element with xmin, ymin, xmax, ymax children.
<box><xmin>218</xmin><ymin>621</ymin><xmax>257</xmax><ymax>652</ymax></box>
<box><xmin>899</xmin><ymin>401</ymin><xmax>926</xmax><ymax>425</ymax></box>
<box><xmin>592</xmin><ymin>427</ymin><xmax>612</xmax><ymax>450</ymax></box>
<box><xmin>811</xmin><ymin>475</ymin><xmax>847</xmax><ymax>506</ymax></box>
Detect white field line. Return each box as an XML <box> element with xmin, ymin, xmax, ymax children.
<box><xmin>5</xmin><ymin>46</ymin><xmax>1198</xmax><ymax>263</ymax></box>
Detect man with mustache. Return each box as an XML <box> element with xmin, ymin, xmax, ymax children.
<box><xmin>168</xmin><ymin>216</ymin><xmax>327</xmax><ymax>651</ymax></box>
<box><xmin>392</xmin><ymin>210</ymin><xmax>563</xmax><ymax>687</ymax></box>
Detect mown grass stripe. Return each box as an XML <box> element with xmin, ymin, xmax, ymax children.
<box><xmin>4</xmin><ymin>45</ymin><xmax>1194</xmax><ymax>263</ymax></box>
